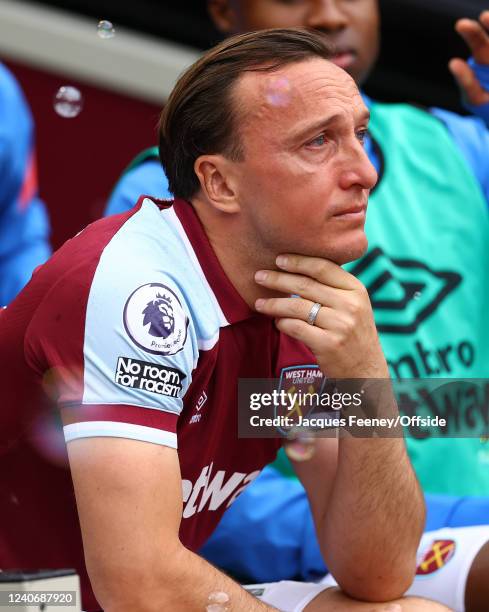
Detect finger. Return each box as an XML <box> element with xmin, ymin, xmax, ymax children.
<box><xmin>275</xmin><ymin>254</ymin><xmax>359</xmax><ymax>290</ymax></box>
<box><xmin>455</xmin><ymin>18</ymin><xmax>489</xmax><ymax>63</ymax></box>
<box><xmin>255</xmin><ymin>296</ymin><xmax>336</xmax><ymax>328</ymax></box>
<box><xmin>255</xmin><ymin>269</ymin><xmax>345</xmax><ymax>308</ymax></box>
<box><xmin>274</xmin><ymin>317</ymin><xmax>337</xmax><ymax>357</ymax></box>
<box><xmin>449</xmin><ymin>58</ymin><xmax>489</xmax><ymax>106</ymax></box>
<box><xmin>481</xmin><ymin>10</ymin><xmax>489</xmax><ymax>31</ymax></box>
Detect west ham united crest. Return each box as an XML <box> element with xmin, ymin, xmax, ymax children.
<box><xmin>123</xmin><ymin>283</ymin><xmax>189</xmax><ymax>355</ymax></box>
<box><xmin>276</xmin><ymin>365</ymin><xmax>327</xmax><ymax>429</ymax></box>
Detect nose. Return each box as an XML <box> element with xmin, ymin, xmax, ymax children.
<box><xmin>339</xmin><ymin>140</ymin><xmax>378</xmax><ymax>191</ymax></box>
<box><xmin>306</xmin><ymin>0</ymin><xmax>348</xmax><ymax>33</ymax></box>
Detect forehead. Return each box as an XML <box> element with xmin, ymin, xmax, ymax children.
<box><xmin>234</xmin><ymin>58</ymin><xmax>365</xmax><ymax>145</ymax></box>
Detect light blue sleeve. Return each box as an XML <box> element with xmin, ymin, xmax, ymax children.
<box><xmin>430</xmin><ymin>106</ymin><xmax>489</xmax><ymax>207</ymax></box>
<box><xmin>0</xmin><ymin>63</ymin><xmax>51</xmax><ymax>305</ymax></box>
<box><xmin>104</xmin><ymin>160</ymin><xmax>171</xmax><ymax>216</ymax></box>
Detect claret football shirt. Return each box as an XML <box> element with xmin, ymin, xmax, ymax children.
<box><xmin>0</xmin><ymin>197</ymin><xmax>319</xmax><ymax>610</ymax></box>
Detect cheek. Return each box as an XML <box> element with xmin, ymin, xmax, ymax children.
<box><xmin>356</xmin><ymin>12</ymin><xmax>380</xmax><ymax>61</ymax></box>
<box><xmin>253</xmin><ymin>168</ymin><xmax>307</xmax><ymax>207</ymax></box>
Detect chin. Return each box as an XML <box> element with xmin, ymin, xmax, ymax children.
<box><xmin>328</xmin><ymin>234</ymin><xmax>368</xmax><ymax>265</ymax></box>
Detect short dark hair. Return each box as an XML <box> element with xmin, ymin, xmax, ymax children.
<box><xmin>158</xmin><ymin>27</ymin><xmax>333</xmax><ymax>201</ymax></box>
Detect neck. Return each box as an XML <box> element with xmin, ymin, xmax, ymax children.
<box><xmin>190</xmin><ymin>199</ymin><xmax>280</xmax><ymax>310</ymax></box>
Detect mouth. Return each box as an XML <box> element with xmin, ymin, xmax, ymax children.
<box><xmin>333</xmin><ymin>204</ymin><xmax>366</xmax><ymax>221</ymax></box>
<box><xmin>331</xmin><ymin>50</ymin><xmax>356</xmax><ymax>71</ymax></box>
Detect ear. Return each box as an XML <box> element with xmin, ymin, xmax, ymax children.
<box><xmin>207</xmin><ymin>0</ymin><xmax>238</xmax><ymax>34</ymax></box>
<box><xmin>194</xmin><ymin>154</ymin><xmax>241</xmax><ymax>213</ymax></box>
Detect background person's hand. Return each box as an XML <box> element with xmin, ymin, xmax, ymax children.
<box><xmin>449</xmin><ymin>10</ymin><xmax>489</xmax><ymax>107</ymax></box>
<box><xmin>254</xmin><ymin>254</ymin><xmax>389</xmax><ymax>380</ymax></box>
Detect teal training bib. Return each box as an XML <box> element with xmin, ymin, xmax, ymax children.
<box><xmin>344</xmin><ymin>103</ymin><xmax>489</xmax><ymax>495</ymax></box>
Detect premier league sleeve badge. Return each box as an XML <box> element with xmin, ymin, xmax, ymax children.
<box><xmin>123</xmin><ymin>283</ymin><xmax>189</xmax><ymax>356</ymax></box>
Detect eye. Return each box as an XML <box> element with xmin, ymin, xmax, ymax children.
<box><xmin>356</xmin><ymin>129</ymin><xmax>368</xmax><ymax>145</ymax></box>
<box><xmin>307</xmin><ymin>133</ymin><xmax>328</xmax><ymax>148</ymax></box>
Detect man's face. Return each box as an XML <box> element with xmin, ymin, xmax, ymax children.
<box><xmin>230</xmin><ymin>58</ymin><xmax>377</xmax><ymax>265</ymax></box>
<box><xmin>210</xmin><ymin>0</ymin><xmax>380</xmax><ymax>85</ymax></box>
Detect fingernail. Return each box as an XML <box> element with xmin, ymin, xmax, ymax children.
<box><xmin>255</xmin><ymin>271</ymin><xmax>268</xmax><ymax>282</ymax></box>
<box><xmin>276</xmin><ymin>255</ymin><xmax>288</xmax><ymax>268</ymax></box>
<box><xmin>255</xmin><ymin>299</ymin><xmax>266</xmax><ymax>310</ymax></box>
<box><xmin>383</xmin><ymin>605</ymin><xmax>402</xmax><ymax>612</ymax></box>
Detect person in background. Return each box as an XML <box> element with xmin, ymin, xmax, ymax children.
<box><xmin>0</xmin><ymin>62</ymin><xmax>50</xmax><ymax>305</ymax></box>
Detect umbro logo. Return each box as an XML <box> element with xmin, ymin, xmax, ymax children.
<box><xmin>349</xmin><ymin>247</ymin><xmax>462</xmax><ymax>334</ymax></box>
<box><xmin>195</xmin><ymin>390</ymin><xmax>207</xmax><ymax>411</ymax></box>
<box><xmin>189</xmin><ymin>390</ymin><xmax>208</xmax><ymax>424</ymax></box>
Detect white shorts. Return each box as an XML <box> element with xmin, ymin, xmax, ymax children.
<box><xmin>246</xmin><ymin>526</ymin><xmax>489</xmax><ymax>612</ymax></box>
<box><xmin>405</xmin><ymin>526</ymin><xmax>489</xmax><ymax>611</ymax></box>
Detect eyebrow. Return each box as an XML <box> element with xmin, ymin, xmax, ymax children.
<box><xmin>288</xmin><ymin>109</ymin><xmax>371</xmax><ymax>144</ymax></box>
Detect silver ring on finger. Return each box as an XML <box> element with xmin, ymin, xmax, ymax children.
<box><xmin>306</xmin><ymin>302</ymin><xmax>322</xmax><ymax>326</ymax></box>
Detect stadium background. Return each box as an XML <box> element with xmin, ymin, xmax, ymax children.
<box><xmin>0</xmin><ymin>0</ymin><xmax>486</xmax><ymax>249</ymax></box>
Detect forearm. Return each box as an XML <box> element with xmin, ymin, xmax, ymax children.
<box><xmin>69</xmin><ymin>437</ymin><xmax>278</xmax><ymax>612</ymax></box>
<box><xmin>321</xmin><ymin>436</ymin><xmax>424</xmax><ymax>601</ymax></box>
<box><xmin>101</xmin><ymin>544</ymin><xmax>277</xmax><ymax>612</ymax></box>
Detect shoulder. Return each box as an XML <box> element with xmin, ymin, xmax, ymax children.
<box><xmin>367</xmin><ymin>101</ymin><xmax>453</xmax><ymax>147</ymax></box>
<box><xmin>370</xmin><ymin>101</ymin><xmax>488</xmax><ymax>183</ymax></box>
<box><xmin>39</xmin><ymin>199</ymin><xmax>221</xmax><ymax>347</ymax></box>
<box><xmin>369</xmin><ymin>100</ymin><xmax>445</xmax><ymax>129</ymax></box>
<box><xmin>105</xmin><ymin>160</ymin><xmax>170</xmax><ymax>216</ymax></box>
<box><xmin>430</xmin><ymin>106</ymin><xmax>488</xmax><ymax>143</ymax></box>
<box><xmin>24</xmin><ymin>201</ymin><xmax>213</xmax><ymax>401</ymax></box>
<box><xmin>119</xmin><ymin>159</ymin><xmax>167</xmax><ymax>194</ymax></box>
<box><xmin>430</xmin><ymin>107</ymin><xmax>489</xmax><ymax>192</ymax></box>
